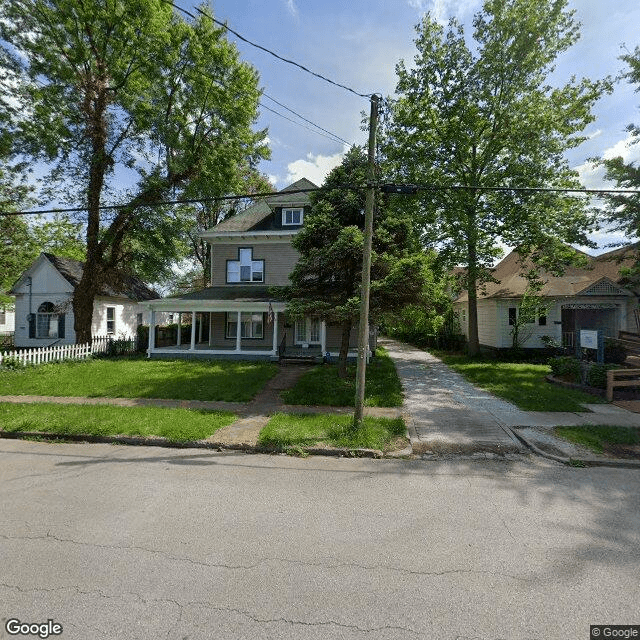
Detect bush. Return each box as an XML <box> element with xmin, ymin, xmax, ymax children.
<box><xmin>586</xmin><ymin>363</ymin><xmax>620</xmax><ymax>389</ymax></box>
<box><xmin>548</xmin><ymin>356</ymin><xmax>582</xmax><ymax>383</ymax></box>
<box><xmin>0</xmin><ymin>355</ymin><xmax>26</xmax><ymax>370</ymax></box>
<box><xmin>604</xmin><ymin>339</ymin><xmax>627</xmax><ymax>364</ymax></box>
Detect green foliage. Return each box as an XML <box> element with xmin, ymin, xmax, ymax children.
<box><xmin>0</xmin><ymin>356</ymin><xmax>27</xmax><ymax>370</ymax></box>
<box><xmin>257</xmin><ymin>413</ymin><xmax>407</xmax><ymax>452</ymax></box>
<box><xmin>595</xmin><ymin>47</ymin><xmax>640</xmax><ymax>247</ymax></box>
<box><xmin>0</xmin><ymin>0</ymin><xmax>269</xmax><ymax>339</ymax></box>
<box><xmin>286</xmin><ymin>146</ymin><xmax>430</xmax><ymax>373</ymax></box>
<box><xmin>439</xmin><ymin>352</ymin><xmax>599</xmax><ymax>411</ymax></box>
<box><xmin>0</xmin><ymin>402</ymin><xmax>235</xmax><ymax>442</ymax></box>
<box><xmin>555</xmin><ymin>425</ymin><xmax>640</xmax><ymax>454</ymax></box>
<box><xmin>281</xmin><ymin>348</ymin><xmax>403</xmax><ymax>407</ymax></box>
<box><xmin>548</xmin><ymin>356</ymin><xmax>582</xmax><ymax>383</ymax></box>
<box><xmin>382</xmin><ymin>0</ymin><xmax>611</xmax><ymax>354</ymax></box>
<box><xmin>383</xmin><ymin>306</ymin><xmax>465</xmax><ymax>351</ymax></box>
<box><xmin>604</xmin><ymin>338</ymin><xmax>627</xmax><ymax>364</ymax></box>
<box><xmin>0</xmin><ymin>357</ymin><xmax>278</xmax><ymax>402</ymax></box>
<box><xmin>586</xmin><ymin>363</ymin><xmax>620</xmax><ymax>389</ymax></box>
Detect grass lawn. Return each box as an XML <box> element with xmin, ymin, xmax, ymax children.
<box><xmin>281</xmin><ymin>348</ymin><xmax>403</xmax><ymax>407</ymax></box>
<box><xmin>257</xmin><ymin>413</ymin><xmax>407</xmax><ymax>452</ymax></box>
<box><xmin>433</xmin><ymin>352</ymin><xmax>603</xmax><ymax>412</ymax></box>
<box><xmin>554</xmin><ymin>425</ymin><xmax>640</xmax><ymax>454</ymax></box>
<box><xmin>0</xmin><ymin>402</ymin><xmax>236</xmax><ymax>442</ymax></box>
<box><xmin>0</xmin><ymin>357</ymin><xmax>278</xmax><ymax>402</ymax></box>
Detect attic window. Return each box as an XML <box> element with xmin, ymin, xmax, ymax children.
<box><xmin>282</xmin><ymin>208</ymin><xmax>303</xmax><ymax>226</ymax></box>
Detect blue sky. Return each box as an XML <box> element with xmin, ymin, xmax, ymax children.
<box><xmin>180</xmin><ymin>0</ymin><xmax>640</xmax><ymax>251</ymax></box>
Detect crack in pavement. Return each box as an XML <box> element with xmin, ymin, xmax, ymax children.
<box><xmin>0</xmin><ymin>531</ymin><xmax>532</xmax><ymax>584</ymax></box>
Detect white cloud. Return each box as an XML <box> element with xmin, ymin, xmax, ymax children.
<box><xmin>284</xmin><ymin>149</ymin><xmax>347</xmax><ymax>186</ymax></box>
<box><xmin>285</xmin><ymin>0</ymin><xmax>298</xmax><ymax>18</ymax></box>
<box><xmin>408</xmin><ymin>0</ymin><xmax>480</xmax><ymax>24</ymax></box>
<box><xmin>602</xmin><ymin>133</ymin><xmax>640</xmax><ymax>163</ymax></box>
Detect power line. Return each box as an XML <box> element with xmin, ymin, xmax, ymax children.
<box><xmin>262</xmin><ymin>93</ymin><xmax>351</xmax><ymax>146</ymax></box>
<box><xmin>165</xmin><ymin>1</ymin><xmax>371</xmax><ymax>99</ymax></box>
<box><xmin>3</xmin><ymin>183</ymin><xmax>639</xmax><ymax>218</ymax></box>
<box><xmin>259</xmin><ymin>101</ymin><xmax>348</xmax><ymax>146</ymax></box>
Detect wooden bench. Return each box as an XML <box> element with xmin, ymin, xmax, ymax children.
<box><xmin>607</xmin><ymin>368</ymin><xmax>640</xmax><ymax>402</ymax></box>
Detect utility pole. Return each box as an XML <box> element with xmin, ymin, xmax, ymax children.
<box><xmin>353</xmin><ymin>94</ymin><xmax>379</xmax><ymax>430</ymax></box>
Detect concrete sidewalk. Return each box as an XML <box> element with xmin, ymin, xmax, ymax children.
<box><xmin>381</xmin><ymin>338</ymin><xmax>640</xmax><ymax>459</ymax></box>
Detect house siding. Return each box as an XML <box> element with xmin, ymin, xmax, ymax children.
<box><xmin>211</xmin><ymin>242</ymin><xmax>299</xmax><ymax>287</ymax></box>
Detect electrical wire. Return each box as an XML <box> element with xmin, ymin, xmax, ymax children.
<box><xmin>3</xmin><ymin>183</ymin><xmax>640</xmax><ymax>217</ymax></box>
<box><xmin>165</xmin><ymin>0</ymin><xmax>372</xmax><ymax>99</ymax></box>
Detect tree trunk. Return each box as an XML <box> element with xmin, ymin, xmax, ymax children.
<box><xmin>338</xmin><ymin>320</ymin><xmax>352</xmax><ymax>379</ymax></box>
<box><xmin>466</xmin><ymin>238</ymin><xmax>480</xmax><ymax>357</ymax></box>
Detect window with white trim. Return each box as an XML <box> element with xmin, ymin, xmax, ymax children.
<box><xmin>226</xmin><ymin>312</ymin><xmax>264</xmax><ymax>339</ymax></box>
<box><xmin>36</xmin><ymin>302</ymin><xmax>59</xmax><ymax>338</ymax></box>
<box><xmin>227</xmin><ymin>248</ymin><xmax>264</xmax><ymax>283</ymax></box>
<box><xmin>295</xmin><ymin>317</ymin><xmax>321</xmax><ymax>344</ymax></box>
<box><xmin>106</xmin><ymin>307</ymin><xmax>115</xmax><ymax>334</ymax></box>
<box><xmin>282</xmin><ymin>208</ymin><xmax>303</xmax><ymax>226</ymax></box>
<box><xmin>0</xmin><ymin>308</ymin><xmax>5</xmax><ymax>324</ymax></box>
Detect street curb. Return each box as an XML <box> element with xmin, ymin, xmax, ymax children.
<box><xmin>0</xmin><ymin>430</ymin><xmax>409</xmax><ymax>459</ymax></box>
<box><xmin>509</xmin><ymin>427</ymin><xmax>640</xmax><ymax>469</ymax></box>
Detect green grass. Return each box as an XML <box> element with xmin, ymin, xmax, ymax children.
<box><xmin>281</xmin><ymin>348</ymin><xmax>403</xmax><ymax>407</ymax></box>
<box><xmin>554</xmin><ymin>425</ymin><xmax>640</xmax><ymax>454</ymax></box>
<box><xmin>0</xmin><ymin>357</ymin><xmax>278</xmax><ymax>402</ymax></box>
<box><xmin>433</xmin><ymin>352</ymin><xmax>603</xmax><ymax>412</ymax></box>
<box><xmin>257</xmin><ymin>413</ymin><xmax>407</xmax><ymax>451</ymax></box>
<box><xmin>0</xmin><ymin>402</ymin><xmax>236</xmax><ymax>442</ymax></box>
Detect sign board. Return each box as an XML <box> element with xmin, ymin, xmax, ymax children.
<box><xmin>580</xmin><ymin>330</ymin><xmax>599</xmax><ymax>349</ymax></box>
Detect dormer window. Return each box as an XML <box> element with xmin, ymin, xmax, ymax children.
<box><xmin>227</xmin><ymin>248</ymin><xmax>264</xmax><ymax>283</ymax></box>
<box><xmin>282</xmin><ymin>208</ymin><xmax>303</xmax><ymax>226</ymax></box>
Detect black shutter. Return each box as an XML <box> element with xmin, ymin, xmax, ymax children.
<box><xmin>28</xmin><ymin>314</ymin><xmax>35</xmax><ymax>338</ymax></box>
<box><xmin>58</xmin><ymin>313</ymin><xmax>65</xmax><ymax>339</ymax></box>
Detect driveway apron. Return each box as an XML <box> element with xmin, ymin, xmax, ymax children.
<box><xmin>381</xmin><ymin>338</ymin><xmax>525</xmax><ymax>454</ymax></box>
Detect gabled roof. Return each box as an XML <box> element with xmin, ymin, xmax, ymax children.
<box><xmin>455</xmin><ymin>244</ymin><xmax>639</xmax><ymax>302</ymax></box>
<box><xmin>208</xmin><ymin>178</ymin><xmax>318</xmax><ymax>234</ymax></box>
<box><xmin>10</xmin><ymin>253</ymin><xmax>159</xmax><ymax>301</ymax></box>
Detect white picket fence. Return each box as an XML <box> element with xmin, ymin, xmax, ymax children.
<box><xmin>0</xmin><ymin>335</ymin><xmax>135</xmax><ymax>367</ymax></box>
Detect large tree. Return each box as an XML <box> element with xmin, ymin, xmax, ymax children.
<box><xmin>286</xmin><ymin>146</ymin><xmax>430</xmax><ymax>377</ymax></box>
<box><xmin>1</xmin><ymin>0</ymin><xmax>269</xmax><ymax>342</ymax></box>
<box><xmin>382</xmin><ymin>0</ymin><xmax>609</xmax><ymax>355</ymax></box>
<box><xmin>597</xmin><ymin>47</ymin><xmax>640</xmax><ymax>256</ymax></box>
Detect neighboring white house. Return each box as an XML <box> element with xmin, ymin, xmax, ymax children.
<box><xmin>453</xmin><ymin>245</ymin><xmax>640</xmax><ymax>350</ymax></box>
<box><xmin>0</xmin><ymin>302</ymin><xmax>15</xmax><ymax>334</ymax></box>
<box><xmin>10</xmin><ymin>253</ymin><xmax>161</xmax><ymax>348</ymax></box>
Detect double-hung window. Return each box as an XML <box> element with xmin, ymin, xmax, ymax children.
<box><xmin>226</xmin><ymin>312</ymin><xmax>264</xmax><ymax>339</ymax></box>
<box><xmin>282</xmin><ymin>208</ymin><xmax>303</xmax><ymax>226</ymax></box>
<box><xmin>107</xmin><ymin>307</ymin><xmax>115</xmax><ymax>334</ymax></box>
<box><xmin>227</xmin><ymin>248</ymin><xmax>264</xmax><ymax>283</ymax></box>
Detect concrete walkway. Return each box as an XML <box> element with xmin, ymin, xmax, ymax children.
<box><xmin>381</xmin><ymin>338</ymin><xmax>640</xmax><ymax>456</ymax></box>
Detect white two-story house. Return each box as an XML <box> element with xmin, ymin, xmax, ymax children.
<box><xmin>144</xmin><ymin>178</ymin><xmax>365</xmax><ymax>361</ymax></box>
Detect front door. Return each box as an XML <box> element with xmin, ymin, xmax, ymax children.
<box><xmin>295</xmin><ymin>317</ymin><xmax>321</xmax><ymax>345</ymax></box>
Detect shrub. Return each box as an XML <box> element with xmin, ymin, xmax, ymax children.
<box><xmin>0</xmin><ymin>355</ymin><xmax>26</xmax><ymax>370</ymax></box>
<box><xmin>604</xmin><ymin>339</ymin><xmax>627</xmax><ymax>364</ymax></box>
<box><xmin>586</xmin><ymin>363</ymin><xmax>620</xmax><ymax>389</ymax></box>
<box><xmin>548</xmin><ymin>356</ymin><xmax>582</xmax><ymax>383</ymax></box>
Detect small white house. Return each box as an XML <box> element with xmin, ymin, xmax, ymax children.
<box><xmin>0</xmin><ymin>302</ymin><xmax>15</xmax><ymax>334</ymax></box>
<box><xmin>10</xmin><ymin>253</ymin><xmax>161</xmax><ymax>348</ymax></box>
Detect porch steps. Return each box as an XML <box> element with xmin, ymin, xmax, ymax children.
<box><xmin>619</xmin><ymin>331</ymin><xmax>640</xmax><ymax>368</ymax></box>
<box><xmin>279</xmin><ymin>356</ymin><xmax>322</xmax><ymax>366</ymax></box>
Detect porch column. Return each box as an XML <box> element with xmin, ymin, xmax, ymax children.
<box><xmin>208</xmin><ymin>312</ymin><xmax>213</xmax><ymax>347</ymax></box>
<box><xmin>272</xmin><ymin>311</ymin><xmax>279</xmax><ymax>355</ymax></box>
<box><xmin>177</xmin><ymin>313</ymin><xmax>181</xmax><ymax>346</ymax></box>
<box><xmin>321</xmin><ymin>320</ymin><xmax>326</xmax><ymax>356</ymax></box>
<box><xmin>148</xmin><ymin>309</ymin><xmax>155</xmax><ymax>357</ymax></box>
<box><xmin>235</xmin><ymin>311</ymin><xmax>241</xmax><ymax>352</ymax></box>
<box><xmin>198</xmin><ymin>313</ymin><xmax>204</xmax><ymax>343</ymax></box>
<box><xmin>190</xmin><ymin>311</ymin><xmax>196</xmax><ymax>351</ymax></box>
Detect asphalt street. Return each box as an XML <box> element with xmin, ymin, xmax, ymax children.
<box><xmin>1</xmin><ymin>440</ymin><xmax>639</xmax><ymax>640</ymax></box>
